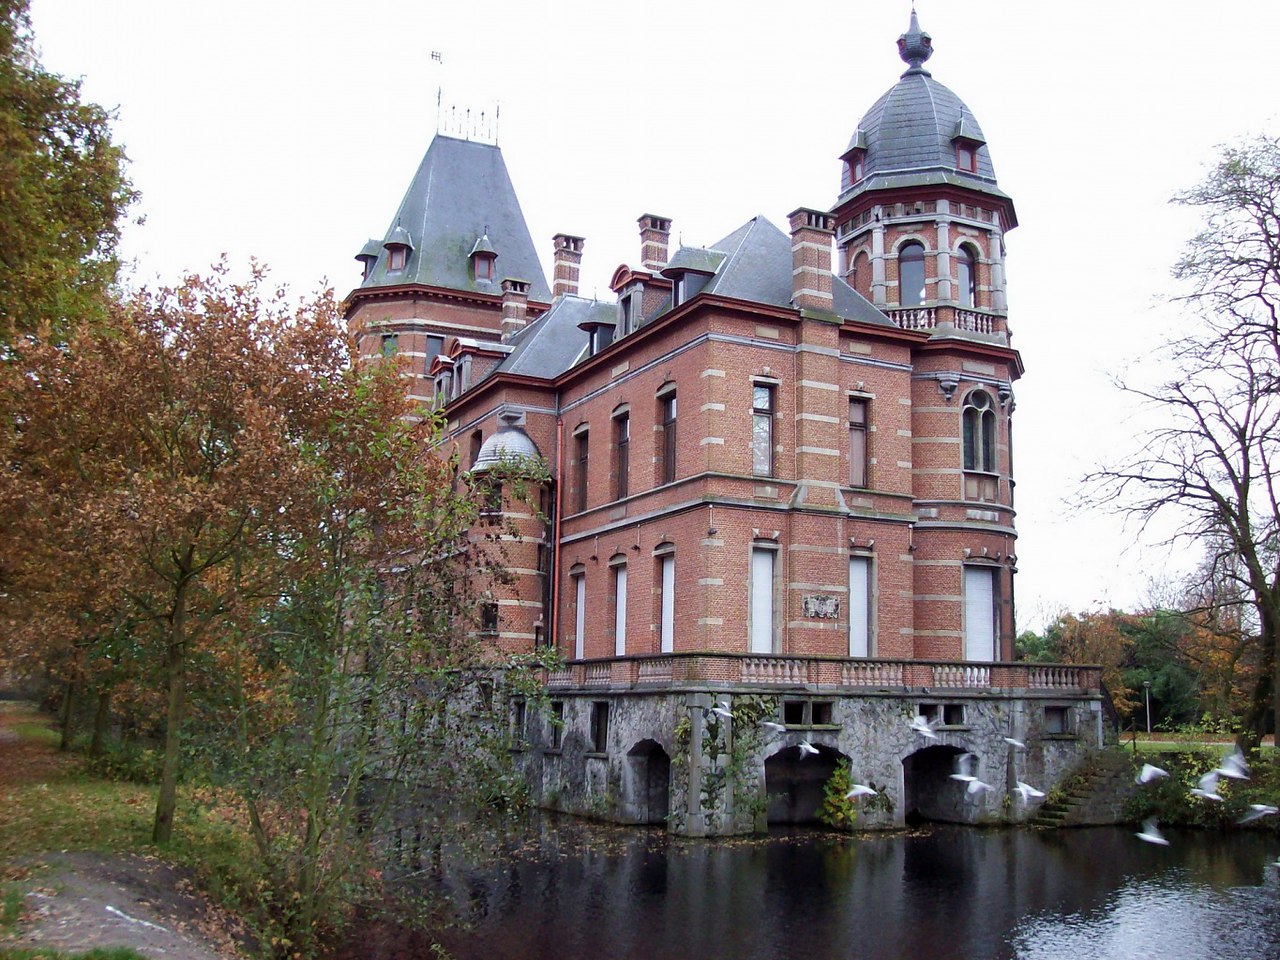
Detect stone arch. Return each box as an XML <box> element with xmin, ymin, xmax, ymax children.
<box><xmin>764</xmin><ymin>743</ymin><xmax>848</xmax><ymax>825</ymax></box>
<box><xmin>621</xmin><ymin>739</ymin><xmax>670</xmax><ymax>825</ymax></box>
<box><xmin>902</xmin><ymin>743</ymin><xmax>978</xmax><ymax>825</ymax></box>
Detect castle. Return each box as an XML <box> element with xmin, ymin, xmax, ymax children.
<box><xmin>343</xmin><ymin>12</ymin><xmax>1102</xmax><ymax>835</ymax></box>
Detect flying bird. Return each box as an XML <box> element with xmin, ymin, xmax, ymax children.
<box><xmin>1004</xmin><ymin>737</ymin><xmax>1026</xmax><ymax>749</ymax></box>
<box><xmin>1136</xmin><ymin>763</ymin><xmax>1169</xmax><ymax>784</ymax></box>
<box><xmin>1014</xmin><ymin>781</ymin><xmax>1045</xmax><ymax>803</ymax></box>
<box><xmin>1238</xmin><ymin>804</ymin><xmax>1278</xmax><ymax>825</ymax></box>
<box><xmin>950</xmin><ymin>752</ymin><xmax>978</xmax><ymax>785</ymax></box>
<box><xmin>909</xmin><ymin>715</ymin><xmax>939</xmax><ymax>739</ymax></box>
<box><xmin>760</xmin><ymin>721</ymin><xmax>787</xmax><ymax>734</ymax></box>
<box><xmin>1135</xmin><ymin>818</ymin><xmax>1170</xmax><ymax>846</ymax></box>
<box><xmin>709</xmin><ymin>701</ymin><xmax>733</xmax><ymax>720</ymax></box>
<box><xmin>966</xmin><ymin>779</ymin><xmax>994</xmax><ymax>796</ymax></box>
<box><xmin>1190</xmin><ymin>770</ymin><xmax>1223</xmax><ymax>802</ymax></box>
<box><xmin>845</xmin><ymin>783</ymin><xmax>878</xmax><ymax>800</ymax></box>
<box><xmin>797</xmin><ymin>739</ymin><xmax>819</xmax><ymax>758</ymax></box>
<box><xmin>1215</xmin><ymin>748</ymin><xmax>1250</xmax><ymax>781</ymax></box>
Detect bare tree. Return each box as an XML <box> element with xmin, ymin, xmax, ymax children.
<box><xmin>1088</xmin><ymin>135</ymin><xmax>1280</xmax><ymax>749</ymax></box>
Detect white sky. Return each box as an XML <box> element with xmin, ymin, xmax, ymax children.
<box><xmin>28</xmin><ymin>0</ymin><xmax>1280</xmax><ymax>633</ymax></box>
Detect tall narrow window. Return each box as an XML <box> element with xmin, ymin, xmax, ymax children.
<box><xmin>469</xmin><ymin>430</ymin><xmax>483</xmax><ymax>467</ymax></box>
<box><xmin>849</xmin><ymin>555</ymin><xmax>871</xmax><ymax>657</ymax></box>
<box><xmin>425</xmin><ymin>334</ymin><xmax>445</xmax><ymax>368</ymax></box>
<box><xmin>388</xmin><ymin>247</ymin><xmax>407</xmax><ymax>271</ymax></box>
<box><xmin>658</xmin><ymin>551</ymin><xmax>675</xmax><ymax>654</ymax></box>
<box><xmin>750</xmin><ymin>546</ymin><xmax>776</xmax><ymax>654</ymax></box>
<box><xmin>752</xmin><ymin>384</ymin><xmax>775</xmax><ymax>477</ymax></box>
<box><xmin>381</xmin><ymin>333</ymin><xmax>398</xmax><ymax>357</ymax></box>
<box><xmin>962</xmin><ymin>390</ymin><xmax>997</xmax><ymax>472</ymax></box>
<box><xmin>612</xmin><ymin>561</ymin><xmax>628</xmax><ymax>656</ymax></box>
<box><xmin>660</xmin><ymin>389</ymin><xmax>677</xmax><ymax>485</ymax></box>
<box><xmin>573</xmin><ymin>570</ymin><xmax>586</xmax><ymax>660</ymax></box>
<box><xmin>575</xmin><ymin>428</ymin><xmax>589</xmax><ymax>513</ymax></box>
<box><xmin>964</xmin><ymin>566</ymin><xmax>998</xmax><ymax>662</ymax></box>
<box><xmin>899</xmin><ymin>241</ymin><xmax>926</xmax><ymax>306</ymax></box>
<box><xmin>957</xmin><ymin>246</ymin><xmax>977</xmax><ymax>308</ymax></box>
<box><xmin>591</xmin><ymin>701</ymin><xmax>609</xmax><ymax>753</ymax></box>
<box><xmin>613</xmin><ymin>410</ymin><xmax>630</xmax><ymax>500</ymax></box>
<box><xmin>619</xmin><ymin>294</ymin><xmax>634</xmax><ymax>337</ymax></box>
<box><xmin>849</xmin><ymin>398</ymin><xmax>868</xmax><ymax>488</ymax></box>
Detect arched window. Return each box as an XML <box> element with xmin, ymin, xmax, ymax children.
<box><xmin>898</xmin><ymin>241</ymin><xmax>926</xmax><ymax>306</ymax></box>
<box><xmin>962</xmin><ymin>389</ymin><xmax>997</xmax><ymax>472</ymax></box>
<box><xmin>956</xmin><ymin>245</ymin><xmax>977</xmax><ymax>308</ymax></box>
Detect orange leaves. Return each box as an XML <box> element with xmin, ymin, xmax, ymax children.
<box><xmin>1049</xmin><ymin>610</ymin><xmax>1141</xmax><ymax>716</ymax></box>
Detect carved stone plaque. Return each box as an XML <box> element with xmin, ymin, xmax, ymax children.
<box><xmin>803</xmin><ymin>594</ymin><xmax>840</xmax><ymax>619</ymax></box>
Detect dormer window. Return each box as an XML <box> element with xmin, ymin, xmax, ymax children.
<box><xmin>955</xmin><ymin>142</ymin><xmax>978</xmax><ymax>173</ymax></box>
<box><xmin>670</xmin><ymin>274</ymin><xmax>685</xmax><ymax>309</ymax></box>
<box><xmin>470</xmin><ymin>233</ymin><xmax>497</xmax><ymax>283</ymax></box>
<box><xmin>383</xmin><ymin>224</ymin><xmax>413</xmax><ymax>274</ymax></box>
<box><xmin>842</xmin><ymin>149</ymin><xmax>866</xmax><ymax>190</ymax></box>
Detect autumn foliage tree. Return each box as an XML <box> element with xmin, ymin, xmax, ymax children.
<box><xmin>0</xmin><ymin>267</ymin><xmax>351</xmax><ymax>842</ymax></box>
<box><xmin>0</xmin><ymin>0</ymin><xmax>134</xmax><ymax>341</ymax></box>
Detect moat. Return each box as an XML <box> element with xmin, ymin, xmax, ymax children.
<box><xmin>380</xmin><ymin>815</ymin><xmax>1280</xmax><ymax>960</ymax></box>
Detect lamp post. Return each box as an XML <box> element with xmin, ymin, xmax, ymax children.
<box><xmin>1143</xmin><ymin>680</ymin><xmax>1152</xmax><ymax>735</ymax></box>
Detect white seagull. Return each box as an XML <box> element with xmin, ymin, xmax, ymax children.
<box><xmin>1014</xmin><ymin>781</ymin><xmax>1045</xmax><ymax>803</ymax></box>
<box><xmin>1004</xmin><ymin>737</ymin><xmax>1026</xmax><ymax>749</ymax></box>
<box><xmin>709</xmin><ymin>701</ymin><xmax>733</xmax><ymax>720</ymax></box>
<box><xmin>1190</xmin><ymin>770</ymin><xmax>1223</xmax><ymax>802</ymax></box>
<box><xmin>909</xmin><ymin>715</ymin><xmax>939</xmax><ymax>740</ymax></box>
<box><xmin>1136</xmin><ymin>763</ymin><xmax>1169</xmax><ymax>784</ymax></box>
<box><xmin>760</xmin><ymin>721</ymin><xmax>787</xmax><ymax>734</ymax></box>
<box><xmin>1238</xmin><ymin>804</ymin><xmax>1279</xmax><ymax>825</ymax></box>
<box><xmin>797</xmin><ymin>739</ymin><xmax>819</xmax><ymax>758</ymax></box>
<box><xmin>1215</xmin><ymin>748</ymin><xmax>1250</xmax><ymax>781</ymax></box>
<box><xmin>845</xmin><ymin>783</ymin><xmax>878</xmax><ymax>800</ymax></box>
<box><xmin>1135</xmin><ymin>818</ymin><xmax>1170</xmax><ymax>846</ymax></box>
<box><xmin>950</xmin><ymin>752</ymin><xmax>977</xmax><ymax>784</ymax></box>
<box><xmin>967</xmin><ymin>779</ymin><xmax>994</xmax><ymax>796</ymax></box>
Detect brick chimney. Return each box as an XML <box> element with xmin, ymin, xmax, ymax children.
<box><xmin>638</xmin><ymin>214</ymin><xmax>672</xmax><ymax>271</ymax></box>
<box><xmin>788</xmin><ymin>207</ymin><xmax>834</xmax><ymax>314</ymax></box>
<box><xmin>501</xmin><ymin>278</ymin><xmax>530</xmax><ymax>341</ymax></box>
<box><xmin>551</xmin><ymin>234</ymin><xmax>585</xmax><ymax>298</ymax></box>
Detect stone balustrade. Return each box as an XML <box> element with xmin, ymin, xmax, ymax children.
<box><xmin>545</xmin><ymin>653</ymin><xmax>1100</xmax><ymax>694</ymax></box>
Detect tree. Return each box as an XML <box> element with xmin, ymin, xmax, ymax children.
<box><xmin>0</xmin><ymin>0</ymin><xmax>135</xmax><ymax>342</ymax></box>
<box><xmin>1087</xmin><ymin>134</ymin><xmax>1280</xmax><ymax>749</ymax></box>
<box><xmin>0</xmin><ymin>266</ymin><xmax>349</xmax><ymax>842</ymax></box>
<box><xmin>1043</xmin><ymin>610</ymin><xmax>1140</xmax><ymax>718</ymax></box>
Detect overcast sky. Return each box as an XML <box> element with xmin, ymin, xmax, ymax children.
<box><xmin>27</xmin><ymin>0</ymin><xmax>1280</xmax><ymax>632</ymax></box>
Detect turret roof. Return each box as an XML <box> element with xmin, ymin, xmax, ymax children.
<box><xmin>357</xmin><ymin>135</ymin><xmax>551</xmax><ymax>300</ymax></box>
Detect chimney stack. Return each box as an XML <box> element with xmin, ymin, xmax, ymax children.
<box><xmin>787</xmin><ymin>207</ymin><xmax>835</xmax><ymax>314</ymax></box>
<box><xmin>501</xmin><ymin>278</ymin><xmax>531</xmax><ymax>341</ymax></box>
<box><xmin>638</xmin><ymin>214</ymin><xmax>672</xmax><ymax>271</ymax></box>
<box><xmin>551</xmin><ymin>234</ymin><xmax>585</xmax><ymax>298</ymax></box>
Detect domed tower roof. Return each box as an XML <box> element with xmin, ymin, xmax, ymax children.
<box><xmin>837</xmin><ymin>11</ymin><xmax>1014</xmax><ymax>221</ymax></box>
<box><xmin>471</xmin><ymin>420</ymin><xmax>542</xmax><ymax>475</ymax></box>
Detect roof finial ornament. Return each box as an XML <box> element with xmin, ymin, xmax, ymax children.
<box><xmin>897</xmin><ymin>4</ymin><xmax>933</xmax><ymax>77</ymax></box>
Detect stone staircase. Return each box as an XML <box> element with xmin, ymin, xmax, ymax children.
<box><xmin>1029</xmin><ymin>750</ymin><xmax>1140</xmax><ymax>828</ymax></box>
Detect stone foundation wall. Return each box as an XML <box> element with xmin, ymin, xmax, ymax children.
<box><xmin>515</xmin><ymin>685</ymin><xmax>1103</xmax><ymax>837</ymax></box>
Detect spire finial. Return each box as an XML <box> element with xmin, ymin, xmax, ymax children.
<box><xmin>897</xmin><ymin>5</ymin><xmax>933</xmax><ymax>76</ymax></box>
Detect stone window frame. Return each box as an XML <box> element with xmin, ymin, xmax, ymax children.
<box><xmin>653</xmin><ymin>542</ymin><xmax>676</xmax><ymax>654</ymax></box>
<box><xmin>895</xmin><ymin>238</ymin><xmax>928</xmax><ymax>307</ymax></box>
<box><xmin>751</xmin><ymin>377</ymin><xmax>780</xmax><ymax>478</ymax></box>
<box><xmin>609</xmin><ymin>552</ymin><xmax>628</xmax><ymax>657</ymax></box>
<box><xmin>955</xmin><ymin>241</ymin><xmax>980</xmax><ymax>309</ymax></box>
<box><xmin>572</xmin><ymin>422</ymin><xmax>590</xmax><ymax>514</ymax></box>
<box><xmin>611</xmin><ymin>403</ymin><xmax>631</xmax><ymax>501</ymax></box>
<box><xmin>657</xmin><ymin>381</ymin><xmax>677</xmax><ymax>486</ymax></box>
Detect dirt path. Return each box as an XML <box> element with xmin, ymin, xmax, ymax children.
<box><xmin>0</xmin><ymin>702</ymin><xmax>246</xmax><ymax>959</ymax></box>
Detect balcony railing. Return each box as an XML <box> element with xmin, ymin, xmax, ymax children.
<box><xmin>884</xmin><ymin>306</ymin><xmax>1006</xmax><ymax>339</ymax></box>
<box><xmin>545</xmin><ymin>653</ymin><xmax>1100</xmax><ymax>694</ymax></box>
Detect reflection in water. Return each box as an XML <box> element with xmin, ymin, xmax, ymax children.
<box><xmin>386</xmin><ymin>816</ymin><xmax>1280</xmax><ymax>960</ymax></box>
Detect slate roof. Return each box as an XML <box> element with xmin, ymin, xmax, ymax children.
<box><xmin>488</xmin><ymin>295</ymin><xmax>597</xmax><ymax>380</ymax></box>
<box><xmin>358</xmin><ymin>135</ymin><xmax>551</xmax><ymax>301</ymax></box>
<box><xmin>696</xmin><ymin>217</ymin><xmax>891</xmax><ymax>328</ymax></box>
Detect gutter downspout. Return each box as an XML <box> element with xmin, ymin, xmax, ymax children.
<box><xmin>550</xmin><ymin>409</ymin><xmax>565</xmax><ymax>651</ymax></box>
